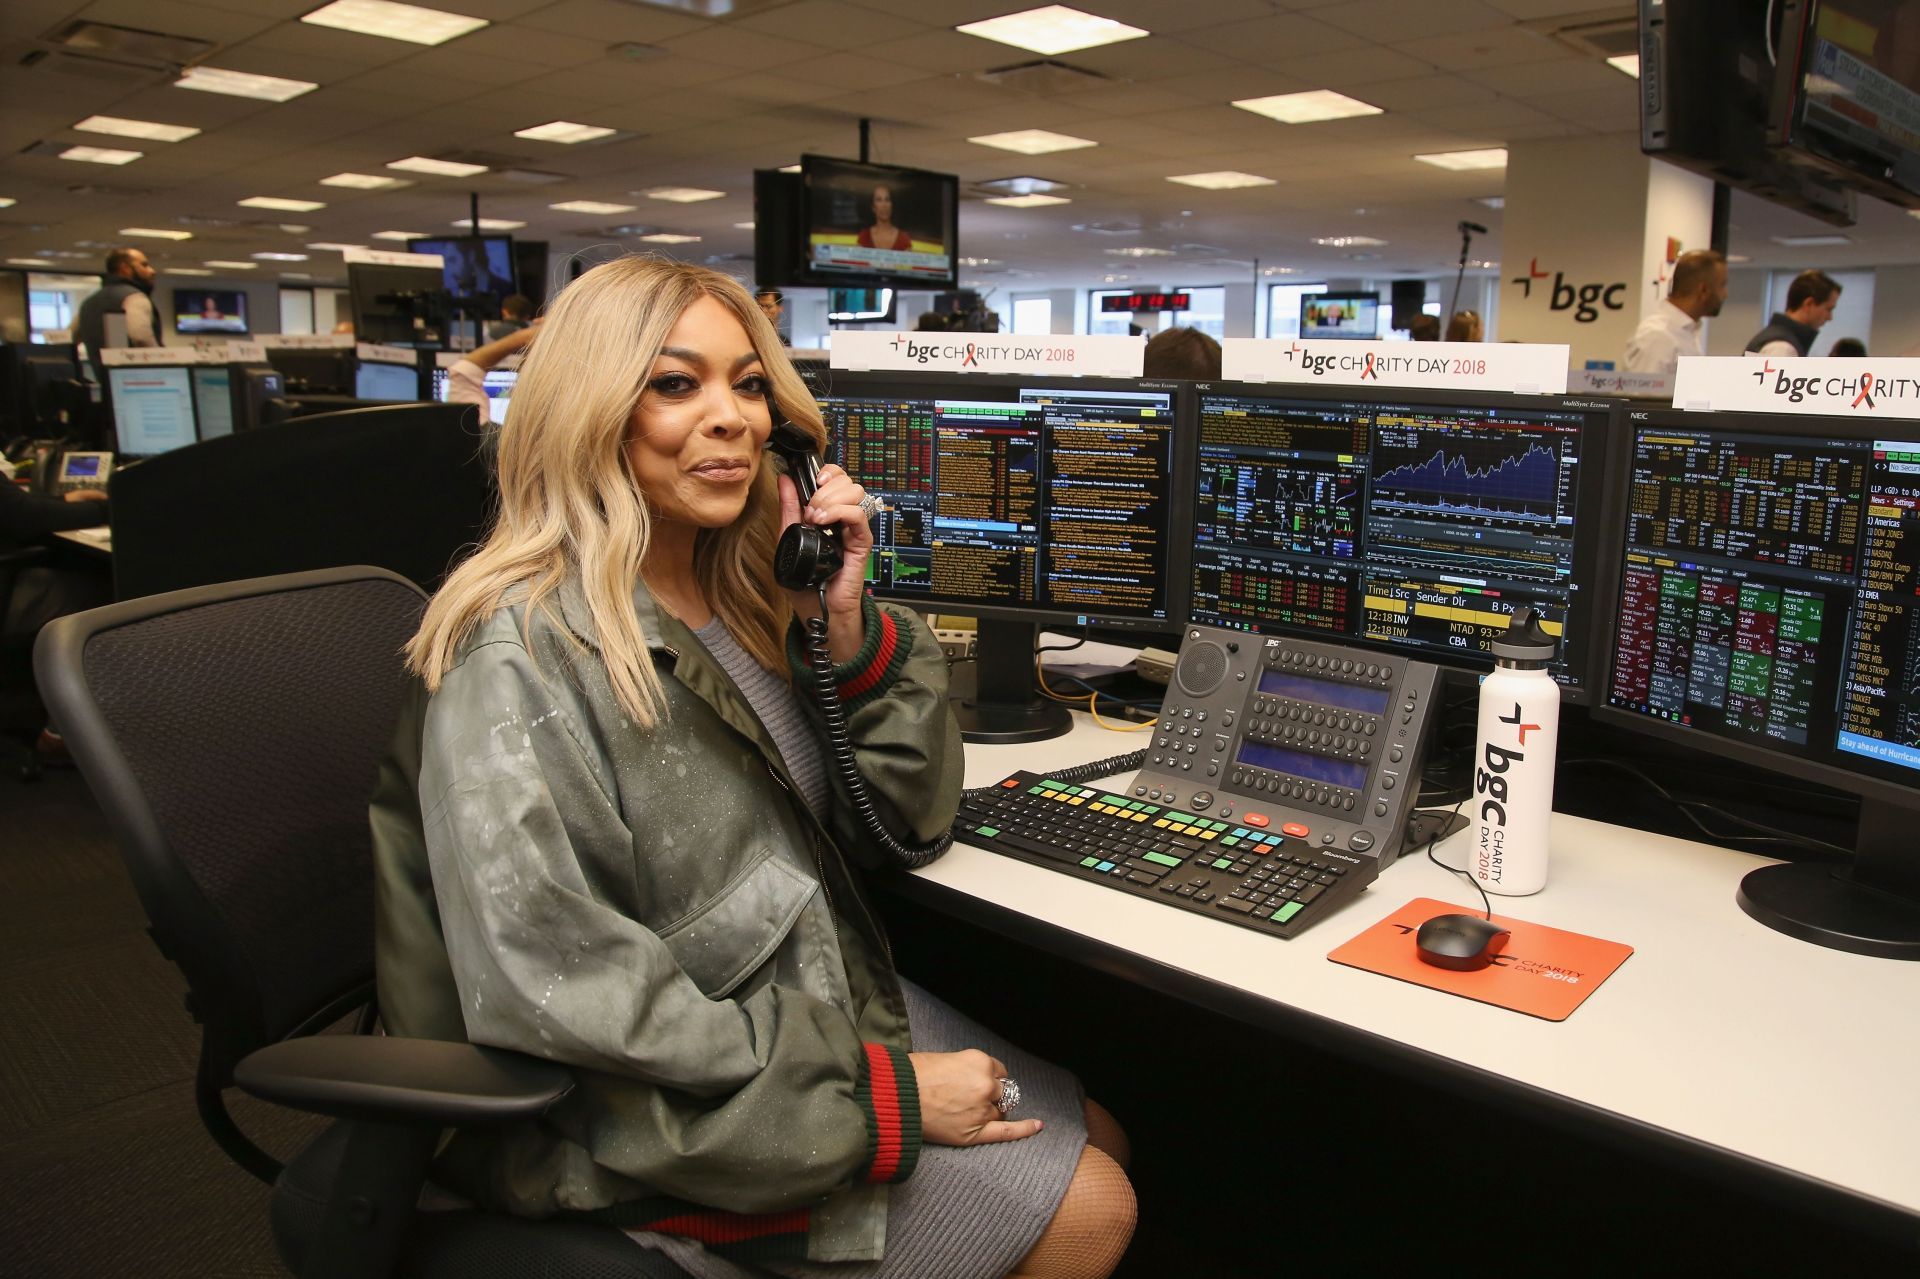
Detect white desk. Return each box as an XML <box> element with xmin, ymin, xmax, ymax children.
<box><xmin>53</xmin><ymin>526</ymin><xmax>112</xmax><ymax>555</ymax></box>
<box><xmin>901</xmin><ymin>714</ymin><xmax>1920</xmax><ymax>1236</ymax></box>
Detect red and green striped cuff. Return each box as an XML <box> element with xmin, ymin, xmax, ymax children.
<box><xmin>854</xmin><ymin>1041</ymin><xmax>922</xmax><ymax>1184</ymax></box>
<box><xmin>787</xmin><ymin>596</ymin><xmax>916</xmax><ymax>714</ymax></box>
<box><xmin>566</xmin><ymin>1197</ymin><xmax>812</xmax><ymax>1263</ymax></box>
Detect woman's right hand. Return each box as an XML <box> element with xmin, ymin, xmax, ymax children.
<box><xmin>909</xmin><ymin>1049</ymin><xmax>1044</xmax><ymax>1147</ymax></box>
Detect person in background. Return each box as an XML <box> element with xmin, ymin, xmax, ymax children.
<box><xmin>74</xmin><ymin>247</ymin><xmax>158</xmax><ymax>386</ymax></box>
<box><xmin>1746</xmin><ymin>270</ymin><xmax>1842</xmax><ymax>356</ymax></box>
<box><xmin>1829</xmin><ymin>337</ymin><xmax>1867</xmax><ymax>357</ymax></box>
<box><xmin>1623</xmin><ymin>249</ymin><xmax>1728</xmax><ymax>378</ymax></box>
<box><xmin>1</xmin><ymin>467</ymin><xmax>111</xmax><ymax>762</ymax></box>
<box><xmin>1445</xmin><ymin>310</ymin><xmax>1482</xmax><ymax>343</ymax></box>
<box><xmin>1407</xmin><ymin>315</ymin><xmax>1442</xmax><ymax>342</ymax></box>
<box><xmin>443</xmin><ymin>318</ymin><xmax>539</xmax><ymax>428</ymax></box>
<box><xmin>331</xmin><ymin>318</ymin><xmax>356</xmax><ymax>336</ymax></box>
<box><xmin>377</xmin><ymin>256</ymin><xmax>1134</xmax><ymax>1279</ymax></box>
<box><xmin>754</xmin><ymin>287</ymin><xmax>788</xmax><ymax>344</ymax></box>
<box><xmin>1143</xmin><ymin>326</ymin><xmax>1222</xmax><ymax>379</ymax></box>
<box><xmin>856</xmin><ymin>184</ymin><xmax>913</xmax><ymax>251</ymax></box>
<box><xmin>485</xmin><ymin>293</ymin><xmax>534</xmax><ymax>342</ymax></box>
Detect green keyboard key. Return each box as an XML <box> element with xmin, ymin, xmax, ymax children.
<box><xmin>977</xmin><ymin>826</ymin><xmax>999</xmax><ymax>838</ymax></box>
<box><xmin>1042</xmin><ymin>779</ymin><xmax>1070</xmax><ymax>791</ymax></box>
<box><xmin>1080</xmin><ymin>856</ymin><xmax>1101</xmax><ymax>868</ymax></box>
<box><xmin>1165</xmin><ymin>810</ymin><xmax>1194</xmax><ymax>823</ymax></box>
<box><xmin>1142</xmin><ymin>851</ymin><xmax>1182</xmax><ymax>868</ymax></box>
<box><xmin>1212</xmin><ymin>858</ymin><xmax>1234</xmax><ymax>870</ymax></box>
<box><xmin>1273</xmin><ymin>902</ymin><xmax>1305</xmax><ymax>923</ymax></box>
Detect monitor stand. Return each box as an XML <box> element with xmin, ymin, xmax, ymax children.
<box><xmin>1735</xmin><ymin>797</ymin><xmax>1920</xmax><ymax>960</ymax></box>
<box><xmin>950</xmin><ymin>618</ymin><xmax>1072</xmax><ymax>745</ymax></box>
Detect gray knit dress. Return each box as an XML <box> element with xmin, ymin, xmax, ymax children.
<box><xmin>617</xmin><ymin>621</ymin><xmax>1088</xmax><ymax>1279</ymax></box>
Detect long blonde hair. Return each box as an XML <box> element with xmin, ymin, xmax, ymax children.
<box><xmin>407</xmin><ymin>255</ymin><xmax>826</xmax><ymax>727</ymax></box>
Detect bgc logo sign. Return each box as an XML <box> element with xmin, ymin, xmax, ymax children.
<box><xmin>1750</xmin><ymin>360</ymin><xmax>1913</xmax><ymax>410</ymax></box>
<box><xmin>832</xmin><ymin>330</ymin><xmax>1145</xmax><ymax>378</ymax></box>
<box><xmin>1510</xmin><ymin>257</ymin><xmax>1626</xmax><ymax>323</ymax></box>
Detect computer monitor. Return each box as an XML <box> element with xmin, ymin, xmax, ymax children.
<box><xmin>806</xmin><ymin>371</ymin><xmax>1189</xmax><ymax>742</ymax></box>
<box><xmin>348</xmin><ymin>260</ymin><xmax>450</xmax><ymax>346</ymax></box>
<box><xmin>1597</xmin><ymin>407</ymin><xmax>1920</xmax><ymax>958</ymax></box>
<box><xmin>1185</xmin><ymin>382</ymin><xmax>1615</xmax><ymax>702</ymax></box>
<box><xmin>233</xmin><ymin>366</ymin><xmax>283</xmax><ymax>431</ymax></box>
<box><xmin>1300</xmin><ymin>292</ymin><xmax>1380</xmax><ymax>340</ymax></box>
<box><xmin>265</xmin><ymin>347</ymin><xmax>353</xmax><ymax>395</ymax></box>
<box><xmin>107</xmin><ymin>365</ymin><xmax>198</xmax><ymax>459</ymax></box>
<box><xmin>172</xmin><ymin>287</ymin><xmax>248</xmax><ymax>336</ymax></box>
<box><xmin>407</xmin><ymin>236</ymin><xmax>516</xmax><ymax>306</ymax></box>
<box><xmin>191</xmin><ymin>367</ymin><xmax>235</xmax><ymax>440</ymax></box>
<box><xmin>430</xmin><ymin>366</ymin><xmax>516</xmax><ymax>425</ymax></box>
<box><xmin>355</xmin><ymin>358</ymin><xmax>420</xmax><ymax>402</ymax></box>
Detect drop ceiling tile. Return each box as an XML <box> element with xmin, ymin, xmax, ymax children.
<box><xmin>449</xmin><ymin>25</ymin><xmax>610</xmax><ymax>69</ymax></box>
<box><xmin>858</xmin><ymin>30</ymin><xmax>1006</xmax><ymax>75</ymax></box>
<box><xmin>1354</xmin><ymin>74</ymin><xmax>1500</xmax><ymax>113</ymax></box>
<box><xmin>1147</xmin><ymin>65</ymin><xmax>1315</xmax><ymax>102</ymax></box>
<box><xmin>1271</xmin><ymin>45</ymin><xmax>1434</xmax><ymax>87</ymax></box>
<box><xmin>660</xmin><ymin>25</ymin><xmax>818</xmax><ymax>71</ymax></box>
<box><xmin>1389</xmin><ymin>25</ymin><xmax>1570</xmax><ymax>71</ymax></box>
<box><xmin>699</xmin><ymin>70</ymin><xmax>849</xmax><ymax>106</ymax></box>
<box><xmin>778</xmin><ymin>51</ymin><xmax>936</xmax><ymax>92</ymax></box>
<box><xmin>1175</xmin><ymin>13</ymin><xmax>1368</xmax><ymax>63</ymax></box>
<box><xmin>1091</xmin><ymin>0</ymin><xmax>1284</xmax><ymax>32</ymax></box>
<box><xmin>734</xmin><ymin>0</ymin><xmax>929</xmax><ymax>49</ymax></box>
<box><xmin>1312</xmin><ymin>0</ymin><xmax>1516</xmax><ymax>42</ymax></box>
<box><xmin>1530</xmin><ymin>87</ymin><xmax>1638</xmax><ymax>129</ymax></box>
<box><xmin>527</xmin><ymin>0</ymin><xmax>711</xmax><ymax>42</ymax></box>
<box><xmin>74</xmin><ymin>0</ymin><xmax>280</xmax><ymax>40</ymax></box>
<box><xmin>1463</xmin><ymin>58</ymin><xmax>1624</xmax><ymax>97</ymax></box>
<box><xmin>1050</xmin><ymin>84</ymin><xmax>1210</xmax><ymax>117</ymax></box>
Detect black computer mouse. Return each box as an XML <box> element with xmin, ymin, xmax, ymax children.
<box><xmin>1414</xmin><ymin>913</ymin><xmax>1511</xmax><ymax>971</ymax></box>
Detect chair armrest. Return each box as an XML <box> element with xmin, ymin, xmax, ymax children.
<box><xmin>235</xmin><ymin>1036</ymin><xmax>572</xmax><ymax>1127</ymax></box>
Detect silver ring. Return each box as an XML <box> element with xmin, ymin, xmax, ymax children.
<box><xmin>995</xmin><ymin>1076</ymin><xmax>1021</xmax><ymax>1116</ymax></box>
<box><xmin>857</xmin><ymin>493</ymin><xmax>884</xmax><ymax>522</ymax></box>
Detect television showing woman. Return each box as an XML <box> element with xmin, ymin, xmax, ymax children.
<box><xmin>856</xmin><ymin>184</ymin><xmax>913</xmax><ymax>251</ymax></box>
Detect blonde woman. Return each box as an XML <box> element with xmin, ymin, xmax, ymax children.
<box><xmin>1445</xmin><ymin>309</ymin><xmax>1482</xmax><ymax>343</ymax></box>
<box><xmin>373</xmin><ymin>257</ymin><xmax>1135</xmax><ymax>1279</ymax></box>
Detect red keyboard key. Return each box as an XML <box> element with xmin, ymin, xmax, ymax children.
<box><xmin>1243</xmin><ymin>813</ymin><xmax>1269</xmax><ymax>828</ymax></box>
<box><xmin>1282</xmin><ymin>822</ymin><xmax>1310</xmax><ymax>838</ymax></box>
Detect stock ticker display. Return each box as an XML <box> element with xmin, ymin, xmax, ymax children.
<box><xmin>1187</xmin><ymin>390</ymin><xmax>1603</xmax><ymax>691</ymax></box>
<box><xmin>1606</xmin><ymin>422</ymin><xmax>1920</xmax><ymax>780</ymax></box>
<box><xmin>814</xmin><ymin>383</ymin><xmax>1177</xmax><ymax>623</ymax></box>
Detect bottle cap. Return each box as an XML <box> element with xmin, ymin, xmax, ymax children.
<box><xmin>1490</xmin><ymin>607</ymin><xmax>1558</xmax><ymax>662</ymax></box>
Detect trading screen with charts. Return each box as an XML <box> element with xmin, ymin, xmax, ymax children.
<box><xmin>1186</xmin><ymin>386</ymin><xmax>1608</xmax><ymax>695</ymax></box>
<box><xmin>811</xmin><ymin>377</ymin><xmax>1180</xmax><ymax>625</ymax></box>
<box><xmin>1606</xmin><ymin>419</ymin><xmax>1920</xmax><ymax>782</ymax></box>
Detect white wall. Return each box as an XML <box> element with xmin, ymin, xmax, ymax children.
<box><xmin>1872</xmin><ymin>265</ymin><xmax>1920</xmax><ymax>357</ymax></box>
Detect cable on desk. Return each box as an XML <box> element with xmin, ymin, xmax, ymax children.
<box><xmin>1560</xmin><ymin>757</ymin><xmax>1852</xmax><ymax>861</ymax></box>
<box><xmin>1034</xmin><ymin>661</ymin><xmax>1158</xmax><ymax>732</ymax></box>
<box><xmin>1419</xmin><ymin>795</ymin><xmax>1489</xmax><ymax>920</ymax></box>
<box><xmin>960</xmin><ymin>748</ymin><xmax>1148</xmax><ymax>803</ymax></box>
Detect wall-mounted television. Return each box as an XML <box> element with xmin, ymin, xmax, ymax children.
<box><xmin>1770</xmin><ymin>0</ymin><xmax>1920</xmax><ymax>211</ymax></box>
<box><xmin>1300</xmin><ymin>291</ymin><xmax>1379</xmax><ymax>339</ymax></box>
<box><xmin>173</xmin><ymin>288</ymin><xmax>249</xmax><ymax>335</ymax></box>
<box><xmin>407</xmin><ymin>235</ymin><xmax>517</xmax><ymax>306</ymax></box>
<box><xmin>798</xmin><ymin>155</ymin><xmax>958</xmax><ymax>288</ymax></box>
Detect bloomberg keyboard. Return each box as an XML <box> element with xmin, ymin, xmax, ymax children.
<box><xmin>955</xmin><ymin>770</ymin><xmax>1373</xmax><ymax>939</ymax></box>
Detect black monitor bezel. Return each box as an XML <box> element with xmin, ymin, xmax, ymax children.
<box><xmin>798</xmin><ymin>367</ymin><xmax>1193</xmax><ymax>634</ymax></box>
<box><xmin>1185</xmin><ymin>378</ymin><xmax>1621</xmax><ymax>705</ymax></box>
<box><xmin>1593</xmin><ymin>404</ymin><xmax>1920</xmax><ymax>813</ymax></box>
<box><xmin>405</xmin><ymin>234</ymin><xmax>518</xmax><ymax>306</ymax></box>
<box><xmin>793</xmin><ymin>155</ymin><xmax>960</xmax><ymax>290</ymax></box>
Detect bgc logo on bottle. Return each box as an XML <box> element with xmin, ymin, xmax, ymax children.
<box><xmin>1510</xmin><ymin>257</ymin><xmax>1626</xmax><ymax>324</ymax></box>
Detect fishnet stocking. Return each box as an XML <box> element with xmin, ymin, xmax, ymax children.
<box><xmin>1007</xmin><ymin>1145</ymin><xmax>1136</xmax><ymax>1279</ymax></box>
<box><xmin>1081</xmin><ymin>1098</ymin><xmax>1130</xmax><ymax>1171</ymax></box>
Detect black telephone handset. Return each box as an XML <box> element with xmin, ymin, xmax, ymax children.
<box><xmin>769</xmin><ymin>421</ymin><xmax>842</xmax><ymax>591</ymax></box>
<box><xmin>766</xmin><ymin>417</ymin><xmax>951</xmax><ymax>869</ymax></box>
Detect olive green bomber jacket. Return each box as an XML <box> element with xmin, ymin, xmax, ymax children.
<box><xmin>369</xmin><ymin>577</ymin><xmax>964</xmax><ymax>1265</ymax></box>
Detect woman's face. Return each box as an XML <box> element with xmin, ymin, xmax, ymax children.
<box><xmin>625</xmin><ymin>295</ymin><xmax>774</xmax><ymax>531</ymax></box>
<box><xmin>872</xmin><ymin>186</ymin><xmax>893</xmax><ymax>222</ymax></box>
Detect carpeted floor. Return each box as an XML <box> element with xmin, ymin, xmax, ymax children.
<box><xmin>0</xmin><ymin>765</ymin><xmax>324</xmax><ymax>1279</ymax></box>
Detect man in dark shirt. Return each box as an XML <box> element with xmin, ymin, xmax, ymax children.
<box><xmin>1745</xmin><ymin>270</ymin><xmax>1842</xmax><ymax>357</ymax></box>
<box><xmin>1</xmin><ymin>476</ymin><xmax>110</xmax><ymax>642</ymax></box>
<box><xmin>75</xmin><ymin>247</ymin><xmax>160</xmax><ymax>387</ymax></box>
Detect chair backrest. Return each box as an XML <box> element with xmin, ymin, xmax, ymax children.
<box><xmin>34</xmin><ymin>567</ymin><xmax>428</xmax><ymax>1067</ymax></box>
<box><xmin>107</xmin><ymin>401</ymin><xmax>493</xmax><ymax>601</ymax></box>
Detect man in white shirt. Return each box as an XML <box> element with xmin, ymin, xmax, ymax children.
<box><xmin>1623</xmin><ymin>249</ymin><xmax>1727</xmax><ymax>377</ymax></box>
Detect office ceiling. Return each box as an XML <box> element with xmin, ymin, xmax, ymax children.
<box><xmin>1</xmin><ymin>0</ymin><xmax>1916</xmax><ymax>295</ymax></box>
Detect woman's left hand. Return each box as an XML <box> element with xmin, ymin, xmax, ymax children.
<box><xmin>778</xmin><ymin>464</ymin><xmax>877</xmax><ymax>663</ymax></box>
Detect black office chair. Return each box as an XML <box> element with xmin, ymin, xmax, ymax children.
<box><xmin>106</xmin><ymin>401</ymin><xmax>495</xmax><ymax>601</ymax></box>
<box><xmin>33</xmin><ymin>567</ymin><xmax>687</xmax><ymax>1278</ymax></box>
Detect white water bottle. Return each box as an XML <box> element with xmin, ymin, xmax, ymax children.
<box><xmin>1471</xmin><ymin>609</ymin><xmax>1560</xmax><ymax>896</ymax></box>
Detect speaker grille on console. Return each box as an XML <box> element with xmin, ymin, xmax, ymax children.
<box><xmin>1176</xmin><ymin>641</ymin><xmax>1228</xmax><ymax>696</ymax></box>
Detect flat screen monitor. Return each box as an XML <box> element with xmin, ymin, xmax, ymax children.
<box><xmin>827</xmin><ymin>287</ymin><xmax>896</xmax><ymax>322</ymax></box>
<box><xmin>408</xmin><ymin>236</ymin><xmax>516</xmax><ymax>305</ymax></box>
<box><xmin>1185</xmin><ymin>383</ymin><xmax>1614</xmax><ymax>703</ymax></box>
<box><xmin>431</xmin><ymin>366</ymin><xmax>516</xmax><ymax>425</ymax></box>
<box><xmin>1300</xmin><ymin>292</ymin><xmax>1379</xmax><ymax>340</ymax></box>
<box><xmin>808</xmin><ymin>371</ymin><xmax>1189</xmax><ymax>741</ymax></box>
<box><xmin>356</xmin><ymin>358</ymin><xmax>420</xmax><ymax>402</ymax></box>
<box><xmin>1598</xmin><ymin>407</ymin><xmax>1920</xmax><ymax>957</ymax></box>
<box><xmin>173</xmin><ymin>288</ymin><xmax>248</xmax><ymax>335</ymax></box>
<box><xmin>108</xmin><ymin>365</ymin><xmax>198</xmax><ymax>459</ymax></box>
<box><xmin>265</xmin><ymin>346</ymin><xmax>354</xmax><ymax>394</ymax></box>
<box><xmin>191</xmin><ymin>366</ymin><xmax>235</xmax><ymax>440</ymax></box>
<box><xmin>799</xmin><ymin>156</ymin><xmax>958</xmax><ymax>288</ymax></box>
<box><xmin>348</xmin><ymin>261</ymin><xmax>450</xmax><ymax>347</ymax></box>
<box><xmin>1770</xmin><ymin>0</ymin><xmax>1920</xmax><ymax>210</ymax></box>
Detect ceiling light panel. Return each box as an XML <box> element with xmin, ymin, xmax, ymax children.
<box><xmin>121</xmin><ymin>227</ymin><xmax>193</xmax><ymax>240</ymax></box>
<box><xmin>388</xmin><ymin>156</ymin><xmax>488</xmax><ymax>176</ymax></box>
<box><xmin>322</xmin><ymin>172</ymin><xmax>412</xmax><ymax>189</ymax></box>
<box><xmin>956</xmin><ymin>5</ymin><xmax>1148</xmax><ymax>56</ymax></box>
<box><xmin>302</xmin><ymin>0</ymin><xmax>488</xmax><ymax>45</ymax></box>
<box><xmin>0</xmin><ymin>198</ymin><xmax>14</xmax><ymax>208</ymax></box>
<box><xmin>1414</xmin><ymin>148</ymin><xmax>1508</xmax><ymax>171</ymax></box>
<box><xmin>968</xmin><ymin>129</ymin><xmax>1098</xmax><ymax>155</ymax></box>
<box><xmin>1104</xmin><ymin>246</ymin><xmax>1173</xmax><ymax>256</ymax></box>
<box><xmin>515</xmin><ymin>121</ymin><xmax>616</xmax><ymax>144</ymax></box>
<box><xmin>204</xmin><ymin>260</ymin><xmax>259</xmax><ymax>269</ymax></box>
<box><xmin>61</xmin><ymin>146</ymin><xmax>143</xmax><ymax>165</ymax></box>
<box><xmin>639</xmin><ymin>232</ymin><xmax>700</xmax><ymax>243</ymax></box>
<box><xmin>307</xmin><ymin>242</ymin><xmax>367</xmax><ymax>251</ymax></box>
<box><xmin>74</xmin><ymin>115</ymin><xmax>200</xmax><ymax>142</ymax></box>
<box><xmin>1166</xmin><ymin>171</ymin><xmax>1274</xmax><ymax>190</ymax></box>
<box><xmin>1608</xmin><ymin>54</ymin><xmax>1640</xmax><ymax>77</ymax></box>
<box><xmin>239</xmin><ymin>196</ymin><xmax>327</xmax><ymax>211</ymax></box>
<box><xmin>1233</xmin><ymin>90</ymin><xmax>1383</xmax><ymax>124</ymax></box>
<box><xmin>1313</xmin><ymin>235</ymin><xmax>1386</xmax><ymax>247</ymax></box>
<box><xmin>162</xmin><ymin>267</ymin><xmax>213</xmax><ymax>275</ymax></box>
<box><xmin>643</xmin><ymin>187</ymin><xmax>726</xmax><ymax>202</ymax></box>
<box><xmin>453</xmin><ymin>218</ymin><xmax>525</xmax><ymax>229</ymax></box>
<box><xmin>175</xmin><ymin>67</ymin><xmax>319</xmax><ymax>101</ymax></box>
<box><xmin>552</xmin><ymin>200</ymin><xmax>637</xmax><ymax>214</ymax></box>
<box><xmin>1773</xmin><ymin>234</ymin><xmax>1852</xmax><ymax>246</ymax></box>
<box><xmin>985</xmin><ymin>193</ymin><xmax>1072</xmax><ymax>207</ymax></box>
<box><xmin>8</xmin><ymin>258</ymin><xmax>58</xmax><ymax>267</ymax></box>
<box><xmin>372</xmin><ymin>230</ymin><xmax>429</xmax><ymax>240</ymax></box>
<box><xmin>253</xmin><ymin>252</ymin><xmax>309</xmax><ymax>260</ymax></box>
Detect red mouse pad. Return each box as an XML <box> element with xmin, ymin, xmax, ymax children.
<box><xmin>1328</xmin><ymin>898</ymin><xmax>1634</xmax><ymax>1021</ymax></box>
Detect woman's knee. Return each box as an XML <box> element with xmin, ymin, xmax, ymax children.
<box><xmin>1082</xmin><ymin>1098</ymin><xmax>1131</xmax><ymax>1172</ymax></box>
<box><xmin>1011</xmin><ymin>1145</ymin><xmax>1137</xmax><ymax>1279</ymax></box>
